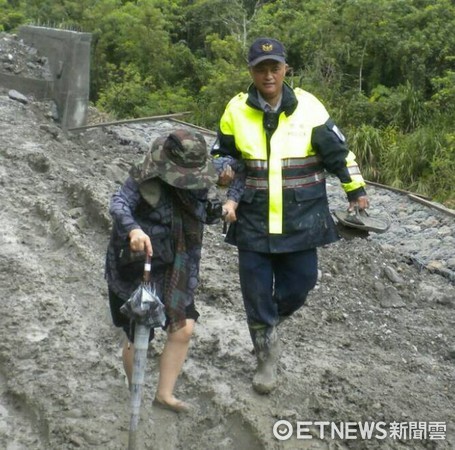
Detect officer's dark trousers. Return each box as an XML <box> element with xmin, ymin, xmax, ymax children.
<box><xmin>238</xmin><ymin>248</ymin><xmax>318</xmax><ymax>327</ymax></box>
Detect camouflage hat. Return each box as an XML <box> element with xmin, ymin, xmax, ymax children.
<box><xmin>133</xmin><ymin>128</ymin><xmax>217</xmax><ymax>197</ymax></box>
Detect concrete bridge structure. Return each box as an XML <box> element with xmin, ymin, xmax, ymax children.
<box><xmin>0</xmin><ymin>26</ymin><xmax>91</xmax><ymax>130</ymax></box>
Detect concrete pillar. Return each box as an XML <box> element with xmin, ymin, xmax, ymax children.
<box><xmin>19</xmin><ymin>26</ymin><xmax>92</xmax><ymax>129</ymax></box>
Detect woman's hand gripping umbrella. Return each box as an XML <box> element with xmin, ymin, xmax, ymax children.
<box><xmin>120</xmin><ymin>254</ymin><xmax>166</xmax><ymax>450</ymax></box>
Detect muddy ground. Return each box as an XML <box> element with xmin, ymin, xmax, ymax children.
<box><xmin>0</xmin><ymin>88</ymin><xmax>454</xmax><ymax>450</ymax></box>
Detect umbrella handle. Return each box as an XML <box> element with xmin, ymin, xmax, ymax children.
<box><xmin>143</xmin><ymin>254</ymin><xmax>152</xmax><ymax>283</ymax></box>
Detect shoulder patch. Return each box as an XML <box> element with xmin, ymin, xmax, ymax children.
<box><xmin>331</xmin><ymin>124</ymin><xmax>346</xmax><ymax>142</ymax></box>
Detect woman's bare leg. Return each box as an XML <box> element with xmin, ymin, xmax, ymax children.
<box><xmin>155</xmin><ymin>319</ymin><xmax>195</xmax><ymax>406</ymax></box>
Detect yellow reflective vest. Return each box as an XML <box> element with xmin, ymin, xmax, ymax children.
<box><xmin>215</xmin><ymin>83</ymin><xmax>366</xmax><ymax>253</ymax></box>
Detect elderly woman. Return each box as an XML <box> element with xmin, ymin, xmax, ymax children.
<box><xmin>105</xmin><ymin>128</ymin><xmax>221</xmax><ymax>413</ymax></box>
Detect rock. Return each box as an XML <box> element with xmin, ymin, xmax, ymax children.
<box><xmin>379</xmin><ymin>286</ymin><xmax>406</xmax><ymax>308</ymax></box>
<box><xmin>436</xmin><ymin>295</ymin><xmax>454</xmax><ymax>308</ymax></box>
<box><xmin>427</xmin><ymin>260</ymin><xmax>445</xmax><ymax>271</ymax></box>
<box><xmin>8</xmin><ymin>89</ymin><xmax>28</xmax><ymax>104</ymax></box>
<box><xmin>26</xmin><ymin>152</ymin><xmax>51</xmax><ymax>173</ymax></box>
<box><xmin>39</xmin><ymin>123</ymin><xmax>60</xmax><ymax>138</ymax></box>
<box><xmin>383</xmin><ymin>266</ymin><xmax>405</xmax><ymax>284</ymax></box>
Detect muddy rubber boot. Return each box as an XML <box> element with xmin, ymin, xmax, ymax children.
<box><xmin>249</xmin><ymin>326</ymin><xmax>280</xmax><ymax>394</ymax></box>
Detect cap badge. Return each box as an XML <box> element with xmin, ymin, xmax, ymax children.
<box><xmin>261</xmin><ymin>43</ymin><xmax>273</xmax><ymax>52</ymax></box>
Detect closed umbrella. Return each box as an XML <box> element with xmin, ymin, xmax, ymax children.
<box><xmin>120</xmin><ymin>254</ymin><xmax>166</xmax><ymax>450</ymax></box>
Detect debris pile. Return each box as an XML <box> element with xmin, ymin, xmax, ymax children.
<box><xmin>0</xmin><ymin>32</ymin><xmax>51</xmax><ymax>79</ymax></box>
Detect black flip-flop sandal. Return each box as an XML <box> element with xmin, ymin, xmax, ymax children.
<box><xmin>333</xmin><ymin>207</ymin><xmax>390</xmax><ymax>233</ymax></box>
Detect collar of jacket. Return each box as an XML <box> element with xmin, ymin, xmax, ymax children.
<box><xmin>246</xmin><ymin>82</ymin><xmax>298</xmax><ymax>116</ymax></box>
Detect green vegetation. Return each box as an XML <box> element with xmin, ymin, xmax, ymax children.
<box><xmin>2</xmin><ymin>0</ymin><xmax>454</xmax><ymax>207</ymax></box>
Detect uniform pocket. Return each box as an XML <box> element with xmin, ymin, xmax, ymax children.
<box><xmin>294</xmin><ymin>185</ymin><xmax>326</xmax><ymax>202</ymax></box>
<box><xmin>283</xmin><ymin>185</ymin><xmax>328</xmax><ymax>233</ymax></box>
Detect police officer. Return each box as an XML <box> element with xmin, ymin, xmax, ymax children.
<box><xmin>211</xmin><ymin>37</ymin><xmax>369</xmax><ymax>394</ymax></box>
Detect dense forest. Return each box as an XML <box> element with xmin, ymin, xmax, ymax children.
<box><xmin>1</xmin><ymin>0</ymin><xmax>454</xmax><ymax>206</ymax></box>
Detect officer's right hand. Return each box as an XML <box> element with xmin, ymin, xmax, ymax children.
<box><xmin>129</xmin><ymin>228</ymin><xmax>153</xmax><ymax>256</ymax></box>
<box><xmin>222</xmin><ymin>199</ymin><xmax>238</xmax><ymax>223</ymax></box>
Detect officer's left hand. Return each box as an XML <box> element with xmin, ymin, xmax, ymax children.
<box><xmin>218</xmin><ymin>165</ymin><xmax>234</xmax><ymax>186</ymax></box>
<box><xmin>222</xmin><ymin>199</ymin><xmax>238</xmax><ymax>222</ymax></box>
<box><xmin>348</xmin><ymin>195</ymin><xmax>369</xmax><ymax>211</ymax></box>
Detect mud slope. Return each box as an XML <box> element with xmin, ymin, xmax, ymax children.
<box><xmin>0</xmin><ymin>91</ymin><xmax>454</xmax><ymax>450</ymax></box>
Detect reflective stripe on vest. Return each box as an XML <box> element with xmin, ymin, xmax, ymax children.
<box><xmin>220</xmin><ymin>88</ymin><xmax>330</xmax><ymax>234</ymax></box>
<box><xmin>245</xmin><ymin>157</ymin><xmax>326</xmax><ymax>189</ymax></box>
